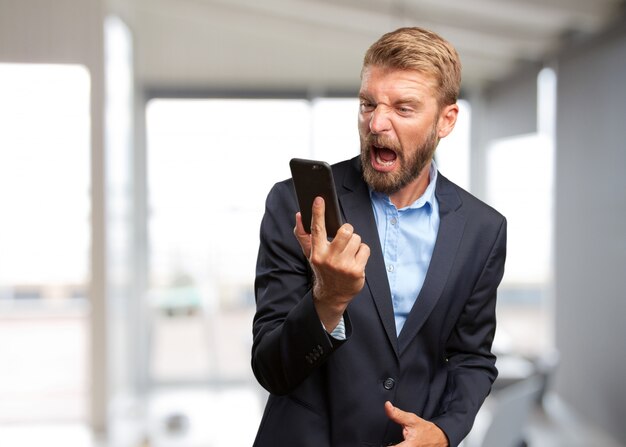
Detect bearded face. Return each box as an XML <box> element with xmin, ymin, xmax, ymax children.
<box><xmin>357</xmin><ymin>66</ymin><xmax>450</xmax><ymax>200</ymax></box>
<box><xmin>359</xmin><ymin>121</ymin><xmax>439</xmax><ymax>195</ymax></box>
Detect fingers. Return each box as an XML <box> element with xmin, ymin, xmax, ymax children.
<box><xmin>310</xmin><ymin>197</ymin><xmax>358</xmax><ymax>256</ymax></box>
<box><xmin>333</xmin><ymin>223</ymin><xmax>357</xmax><ymax>249</ymax></box>
<box><xmin>294</xmin><ymin>212</ymin><xmax>306</xmax><ymax>239</ymax></box>
<box><xmin>294</xmin><ymin>212</ymin><xmax>312</xmax><ymax>258</ymax></box>
<box><xmin>385</xmin><ymin>401</ymin><xmax>399</xmax><ymax>422</ymax></box>
<box><xmin>308</xmin><ymin>199</ymin><xmax>370</xmax><ymax>261</ymax></box>
<box><xmin>310</xmin><ymin>196</ymin><xmax>328</xmax><ymax>242</ymax></box>
<box><xmin>356</xmin><ymin>243</ymin><xmax>371</xmax><ymax>267</ymax></box>
<box><xmin>309</xmin><ymin>196</ymin><xmax>354</xmax><ymax>250</ymax></box>
<box><xmin>385</xmin><ymin>402</ymin><xmax>448</xmax><ymax>446</ymax></box>
<box><xmin>306</xmin><ymin>198</ymin><xmax>369</xmax><ymax>289</ymax></box>
<box><xmin>339</xmin><ymin>226</ymin><xmax>370</xmax><ymax>270</ymax></box>
<box><xmin>385</xmin><ymin>401</ymin><xmax>417</xmax><ymax>426</ymax></box>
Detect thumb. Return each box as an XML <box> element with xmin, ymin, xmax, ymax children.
<box><xmin>384</xmin><ymin>401</ymin><xmax>413</xmax><ymax>426</ymax></box>
<box><xmin>294</xmin><ymin>212</ymin><xmax>312</xmax><ymax>258</ymax></box>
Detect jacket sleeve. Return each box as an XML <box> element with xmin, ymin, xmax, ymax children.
<box><xmin>251</xmin><ymin>181</ymin><xmax>349</xmax><ymax>395</ymax></box>
<box><xmin>431</xmin><ymin>217</ymin><xmax>507</xmax><ymax>447</ymax></box>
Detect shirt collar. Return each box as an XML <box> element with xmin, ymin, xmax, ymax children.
<box><xmin>370</xmin><ymin>160</ymin><xmax>438</xmax><ymax>212</ymax></box>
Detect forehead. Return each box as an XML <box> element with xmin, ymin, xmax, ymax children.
<box><xmin>360</xmin><ymin>65</ymin><xmax>438</xmax><ymax>101</ymax></box>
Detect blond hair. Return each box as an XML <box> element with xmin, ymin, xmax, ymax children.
<box><xmin>362</xmin><ymin>27</ymin><xmax>461</xmax><ymax>106</ymax></box>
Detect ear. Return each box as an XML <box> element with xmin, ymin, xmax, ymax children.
<box><xmin>437</xmin><ymin>103</ymin><xmax>459</xmax><ymax>139</ymax></box>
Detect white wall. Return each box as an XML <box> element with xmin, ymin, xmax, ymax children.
<box><xmin>469</xmin><ymin>19</ymin><xmax>626</xmax><ymax>444</ymax></box>
<box><xmin>554</xmin><ymin>22</ymin><xmax>626</xmax><ymax>445</ymax></box>
<box><xmin>468</xmin><ymin>65</ymin><xmax>539</xmax><ymax>200</ymax></box>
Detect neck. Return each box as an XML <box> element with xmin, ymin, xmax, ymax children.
<box><xmin>389</xmin><ymin>161</ymin><xmax>432</xmax><ymax>209</ymax></box>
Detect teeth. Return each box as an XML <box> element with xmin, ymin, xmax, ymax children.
<box><xmin>375</xmin><ymin>153</ymin><xmax>394</xmax><ymax>167</ymax></box>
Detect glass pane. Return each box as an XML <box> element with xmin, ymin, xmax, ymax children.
<box><xmin>486</xmin><ymin>132</ymin><xmax>554</xmax><ymax>356</ymax></box>
<box><xmin>145</xmin><ymin>98</ymin><xmax>310</xmax><ymax>383</ymax></box>
<box><xmin>0</xmin><ymin>63</ymin><xmax>90</xmax><ymax>422</ymax></box>
<box><xmin>311</xmin><ymin>97</ymin><xmax>359</xmax><ymax>163</ymax></box>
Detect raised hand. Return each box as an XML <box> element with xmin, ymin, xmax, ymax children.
<box><xmin>294</xmin><ymin>197</ymin><xmax>370</xmax><ymax>331</ymax></box>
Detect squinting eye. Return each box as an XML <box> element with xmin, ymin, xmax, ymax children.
<box><xmin>360</xmin><ymin>102</ymin><xmax>375</xmax><ymax>113</ymax></box>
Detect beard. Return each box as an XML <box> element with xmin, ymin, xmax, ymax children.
<box><xmin>359</xmin><ymin>123</ymin><xmax>439</xmax><ymax>195</ymax></box>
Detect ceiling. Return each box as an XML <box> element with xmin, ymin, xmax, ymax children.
<box><xmin>109</xmin><ymin>0</ymin><xmax>625</xmax><ymax>94</ymax></box>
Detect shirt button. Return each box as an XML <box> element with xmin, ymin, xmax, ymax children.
<box><xmin>390</xmin><ymin>217</ymin><xmax>397</xmax><ymax>225</ymax></box>
<box><xmin>387</xmin><ymin>265</ymin><xmax>394</xmax><ymax>273</ymax></box>
<box><xmin>383</xmin><ymin>378</ymin><xmax>395</xmax><ymax>390</ymax></box>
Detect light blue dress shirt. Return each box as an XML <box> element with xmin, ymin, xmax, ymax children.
<box><xmin>325</xmin><ymin>162</ymin><xmax>440</xmax><ymax>340</ymax></box>
<box><xmin>370</xmin><ymin>162</ymin><xmax>440</xmax><ymax>335</ymax></box>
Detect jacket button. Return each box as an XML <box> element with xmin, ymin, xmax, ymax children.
<box><xmin>383</xmin><ymin>378</ymin><xmax>395</xmax><ymax>390</ymax></box>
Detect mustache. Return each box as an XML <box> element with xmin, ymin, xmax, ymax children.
<box><xmin>364</xmin><ymin>134</ymin><xmax>399</xmax><ymax>151</ymax></box>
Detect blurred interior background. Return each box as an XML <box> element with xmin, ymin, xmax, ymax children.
<box><xmin>0</xmin><ymin>0</ymin><xmax>625</xmax><ymax>446</ymax></box>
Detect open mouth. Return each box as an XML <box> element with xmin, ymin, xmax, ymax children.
<box><xmin>372</xmin><ymin>145</ymin><xmax>398</xmax><ymax>169</ymax></box>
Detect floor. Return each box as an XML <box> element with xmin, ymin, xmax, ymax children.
<box><xmin>526</xmin><ymin>394</ymin><xmax>624</xmax><ymax>447</ymax></box>
<box><xmin>0</xmin><ymin>304</ymin><xmax>623</xmax><ymax>447</ymax></box>
<box><xmin>0</xmin><ymin>389</ymin><xmax>624</xmax><ymax>447</ymax></box>
<box><xmin>0</xmin><ymin>385</ymin><xmax>265</xmax><ymax>447</ymax></box>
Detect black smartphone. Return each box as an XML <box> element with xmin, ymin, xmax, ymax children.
<box><xmin>289</xmin><ymin>158</ymin><xmax>344</xmax><ymax>237</ymax></box>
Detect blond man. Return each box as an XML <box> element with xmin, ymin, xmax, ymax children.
<box><xmin>252</xmin><ymin>27</ymin><xmax>506</xmax><ymax>447</ymax></box>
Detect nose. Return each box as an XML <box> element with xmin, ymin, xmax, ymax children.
<box><xmin>369</xmin><ymin>106</ymin><xmax>391</xmax><ymax>134</ymax></box>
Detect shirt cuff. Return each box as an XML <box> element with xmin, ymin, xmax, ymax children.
<box><xmin>322</xmin><ymin>316</ymin><xmax>346</xmax><ymax>340</ymax></box>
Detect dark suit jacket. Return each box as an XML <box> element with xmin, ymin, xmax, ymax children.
<box><xmin>252</xmin><ymin>157</ymin><xmax>506</xmax><ymax>447</ymax></box>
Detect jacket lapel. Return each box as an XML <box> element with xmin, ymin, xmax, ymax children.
<box><xmin>338</xmin><ymin>158</ymin><xmax>399</xmax><ymax>357</ymax></box>
<box><xmin>397</xmin><ymin>174</ymin><xmax>466</xmax><ymax>356</ymax></box>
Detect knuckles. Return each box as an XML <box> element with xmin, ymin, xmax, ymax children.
<box><xmin>310</xmin><ymin>221</ymin><xmax>325</xmax><ymax>236</ymax></box>
<box><xmin>306</xmin><ymin>224</ymin><xmax>368</xmax><ymax>291</ymax></box>
<box><xmin>310</xmin><ymin>255</ymin><xmax>365</xmax><ymax>281</ymax></box>
<box><xmin>340</xmin><ymin>223</ymin><xmax>354</xmax><ymax>236</ymax></box>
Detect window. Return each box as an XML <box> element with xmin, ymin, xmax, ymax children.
<box><xmin>144</xmin><ymin>97</ymin><xmax>359</xmax><ymax>383</ymax></box>
<box><xmin>485</xmin><ymin>68</ymin><xmax>556</xmax><ymax>356</ymax></box>
<box><xmin>142</xmin><ymin>97</ymin><xmax>359</xmax><ymax>444</ymax></box>
<box><xmin>0</xmin><ymin>63</ymin><xmax>91</xmax><ymax>422</ymax></box>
